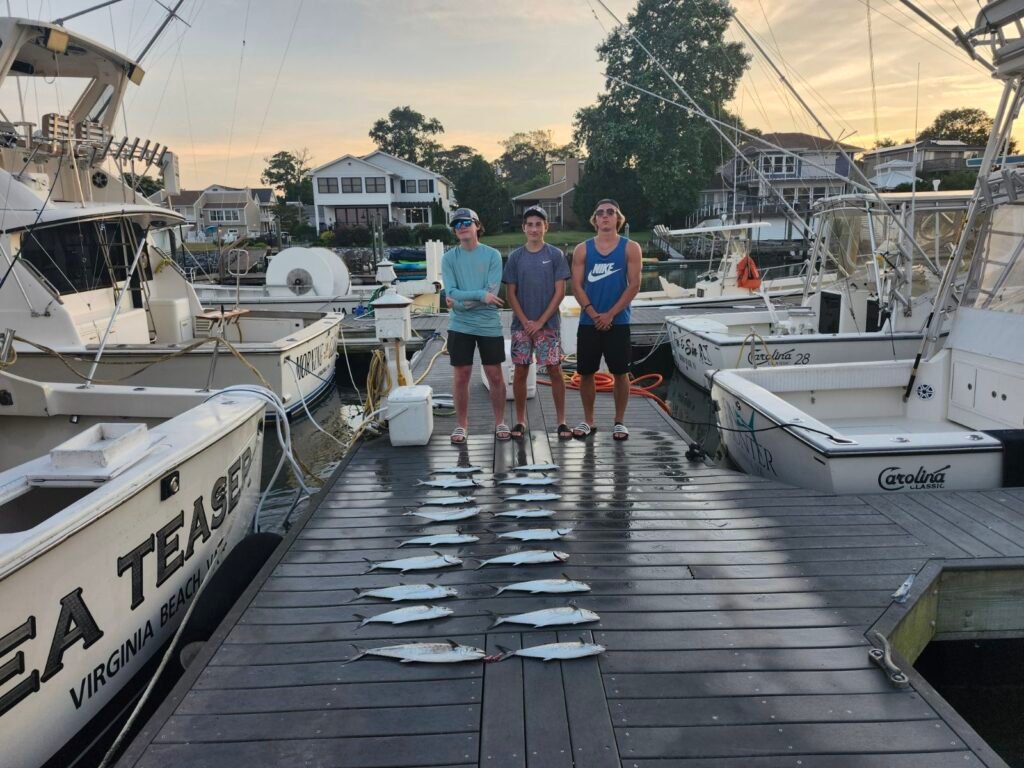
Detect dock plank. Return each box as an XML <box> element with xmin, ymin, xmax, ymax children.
<box><xmin>117</xmin><ymin>324</ymin><xmax>1022</xmax><ymax>768</ymax></box>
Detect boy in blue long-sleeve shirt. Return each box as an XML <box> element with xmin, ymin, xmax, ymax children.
<box><xmin>441</xmin><ymin>207</ymin><xmax>509</xmax><ymax>444</ymax></box>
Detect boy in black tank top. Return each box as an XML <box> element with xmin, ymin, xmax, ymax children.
<box><xmin>570</xmin><ymin>199</ymin><xmax>642</xmax><ymax>441</ymax></box>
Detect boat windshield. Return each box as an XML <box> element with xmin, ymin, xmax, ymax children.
<box><xmin>813</xmin><ymin>194</ymin><xmax>970</xmax><ymax>297</ymax></box>
<box><xmin>966</xmin><ymin>203</ymin><xmax>1024</xmax><ymax>313</ymax></box>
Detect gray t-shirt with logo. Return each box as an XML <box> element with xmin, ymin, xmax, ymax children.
<box><xmin>502</xmin><ymin>243</ymin><xmax>571</xmax><ymax>331</ymax></box>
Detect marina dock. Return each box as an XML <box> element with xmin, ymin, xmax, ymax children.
<box><xmin>118</xmin><ymin>332</ymin><xmax>1024</xmax><ymax>767</ymax></box>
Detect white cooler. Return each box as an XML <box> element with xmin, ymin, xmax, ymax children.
<box><xmin>481</xmin><ymin>339</ymin><xmax>536</xmax><ymax>400</ymax></box>
<box><xmin>386</xmin><ymin>385</ymin><xmax>433</xmax><ymax>446</ymax></box>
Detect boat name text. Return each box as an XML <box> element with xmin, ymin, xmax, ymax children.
<box><xmin>877</xmin><ymin>464</ymin><xmax>951</xmax><ymax>491</ymax></box>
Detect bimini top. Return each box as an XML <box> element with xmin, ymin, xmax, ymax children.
<box><xmin>664</xmin><ymin>222</ymin><xmax>769</xmax><ymax>237</ymax></box>
<box><xmin>0</xmin><ymin>17</ymin><xmax>140</xmax><ymax>80</ymax></box>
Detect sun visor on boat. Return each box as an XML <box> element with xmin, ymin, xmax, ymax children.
<box><xmin>26</xmin><ymin>423</ymin><xmax>155</xmax><ymax>486</ymax></box>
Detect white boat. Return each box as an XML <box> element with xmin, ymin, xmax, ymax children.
<box><xmin>191</xmin><ymin>243</ymin><xmax>445</xmax><ymax>316</ymax></box>
<box><xmin>632</xmin><ymin>222</ymin><xmax>838</xmax><ymax>308</ymax></box>
<box><xmin>0</xmin><ymin>365</ymin><xmax>267</xmax><ymax>767</ymax></box>
<box><xmin>0</xmin><ymin>18</ymin><xmax>342</xmax><ymax>417</ymax></box>
<box><xmin>668</xmin><ymin>191</ymin><xmax>971</xmax><ymax>387</ymax></box>
<box><xmin>711</xmin><ymin>7</ymin><xmax>1024</xmax><ymax>495</ymax></box>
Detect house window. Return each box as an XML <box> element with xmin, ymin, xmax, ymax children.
<box><xmin>404</xmin><ymin>207</ymin><xmax>429</xmax><ymax>224</ymax></box>
<box><xmin>761</xmin><ymin>154</ymin><xmax>796</xmax><ymax>176</ymax></box>
<box><xmin>418</xmin><ymin>179</ymin><xmax>431</xmax><ymax>193</ymax></box>
<box><xmin>366</xmin><ymin>176</ymin><xmax>386</xmax><ymax>193</ymax></box>
<box><xmin>317</xmin><ymin>177</ymin><xmax>338</xmax><ymax>194</ymax></box>
<box><xmin>341</xmin><ymin>177</ymin><xmax>362</xmax><ymax>193</ymax></box>
<box><xmin>401</xmin><ymin>179</ymin><xmax>418</xmax><ymax>193</ymax></box>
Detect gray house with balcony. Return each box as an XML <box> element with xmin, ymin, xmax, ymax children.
<box><xmin>696</xmin><ymin>132</ymin><xmax>864</xmax><ymax>241</ymax></box>
<box><xmin>859</xmin><ymin>139</ymin><xmax>985</xmax><ymax>185</ymax></box>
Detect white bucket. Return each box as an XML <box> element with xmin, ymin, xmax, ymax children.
<box><xmin>481</xmin><ymin>339</ymin><xmax>536</xmax><ymax>400</ymax></box>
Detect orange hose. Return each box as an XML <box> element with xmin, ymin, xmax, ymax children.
<box><xmin>537</xmin><ymin>371</ymin><xmax>670</xmax><ymax>413</ymax></box>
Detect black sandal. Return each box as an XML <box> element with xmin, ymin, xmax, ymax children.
<box><xmin>557</xmin><ymin>423</ymin><xmax>573</xmax><ymax>440</ymax></box>
<box><xmin>511</xmin><ymin>423</ymin><xmax>527</xmax><ymax>439</ymax></box>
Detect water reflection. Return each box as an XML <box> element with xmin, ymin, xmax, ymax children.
<box><xmin>663</xmin><ymin>369</ymin><xmax>726</xmax><ymax>464</ymax></box>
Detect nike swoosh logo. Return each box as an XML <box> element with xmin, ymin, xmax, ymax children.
<box><xmin>541</xmin><ymin>260</ymin><xmax>550</xmax><ymax>264</ymax></box>
<box><xmin>587</xmin><ymin>268</ymin><xmax>621</xmax><ymax>283</ymax></box>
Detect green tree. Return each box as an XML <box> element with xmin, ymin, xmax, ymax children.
<box><xmin>573</xmin><ymin>159</ymin><xmax>652</xmax><ymax>228</ymax></box>
<box><xmin>573</xmin><ymin>0</ymin><xmax>749</xmax><ymax>223</ymax></box>
<box><xmin>450</xmin><ymin>155</ymin><xmax>509</xmax><ymax>234</ymax></box>
<box><xmin>917</xmin><ymin>108</ymin><xmax>1002</xmax><ymax>148</ymax></box>
<box><xmin>369</xmin><ymin>106</ymin><xmax>444</xmax><ymax>165</ymax></box>
<box><xmin>495</xmin><ymin>130</ymin><xmax>567</xmax><ymax>195</ymax></box>
<box><xmin>874</xmin><ymin>137</ymin><xmax>898</xmax><ymax>148</ymax></box>
<box><xmin>430</xmin><ymin>144</ymin><xmax>478</xmax><ymax>180</ymax></box>
<box><xmin>261</xmin><ymin>149</ymin><xmax>313</xmax><ymax>203</ymax></box>
<box><xmin>123</xmin><ymin>173</ymin><xmax>162</xmax><ymax>197</ymax></box>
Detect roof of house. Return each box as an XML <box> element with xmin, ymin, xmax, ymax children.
<box><xmin>165</xmin><ymin>189</ymin><xmax>203</xmax><ymax>206</ymax></box>
<box><xmin>309</xmin><ymin>153</ymin><xmax>392</xmax><ymax>176</ymax></box>
<box><xmin>513</xmin><ymin>178</ymin><xmax>572</xmax><ymax>202</ymax></box>
<box><xmin>251</xmin><ymin>187</ymin><xmax>275</xmax><ymax>203</ymax></box>
<box><xmin>860</xmin><ymin>138</ymin><xmax>985</xmax><ymax>158</ymax></box>
<box><xmin>740</xmin><ymin>132</ymin><xmax>864</xmax><ymax>154</ymax></box>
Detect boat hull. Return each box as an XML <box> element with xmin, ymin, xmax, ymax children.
<box><xmin>10</xmin><ymin>317</ymin><xmax>341</xmax><ymax>418</ymax></box>
<box><xmin>0</xmin><ymin>405</ymin><xmax>265</xmax><ymax>767</ymax></box>
<box><xmin>668</xmin><ymin>319</ymin><xmax>928</xmax><ymax>389</ymax></box>
<box><xmin>711</xmin><ymin>381</ymin><xmax>1004</xmax><ymax>494</ymax></box>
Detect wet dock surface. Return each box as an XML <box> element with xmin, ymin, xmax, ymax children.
<box><xmin>119</xmin><ymin>332</ymin><xmax>1024</xmax><ymax>767</ymax></box>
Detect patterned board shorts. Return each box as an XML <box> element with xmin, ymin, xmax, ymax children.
<box><xmin>511</xmin><ymin>328</ymin><xmax>562</xmax><ymax>367</ymax></box>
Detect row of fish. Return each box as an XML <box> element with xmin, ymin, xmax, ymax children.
<box><xmin>349</xmin><ymin>462</ymin><xmax>605</xmax><ymax>664</ymax></box>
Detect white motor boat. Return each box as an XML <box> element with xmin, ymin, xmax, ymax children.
<box><xmin>632</xmin><ymin>222</ymin><xmax>838</xmax><ymax>308</ymax></box>
<box><xmin>0</xmin><ymin>363</ymin><xmax>267</xmax><ymax>767</ymax></box>
<box><xmin>191</xmin><ymin>243</ymin><xmax>444</xmax><ymax>316</ymax></box>
<box><xmin>668</xmin><ymin>191</ymin><xmax>971</xmax><ymax>387</ymax></box>
<box><xmin>0</xmin><ymin>18</ymin><xmax>342</xmax><ymax>417</ymax></box>
<box><xmin>710</xmin><ymin>8</ymin><xmax>1024</xmax><ymax>495</ymax></box>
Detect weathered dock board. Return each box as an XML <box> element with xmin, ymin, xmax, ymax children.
<box><xmin>118</xmin><ymin>331</ymin><xmax>1023</xmax><ymax>767</ymax></box>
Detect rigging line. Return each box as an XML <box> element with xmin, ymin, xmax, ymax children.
<box><xmin>144</xmin><ymin>9</ymin><xmax>192</xmax><ymax>139</ymax></box>
<box><xmin>580</xmin><ymin>0</ymin><xmax>608</xmax><ymax>35</ymax></box>
<box><xmin>178</xmin><ymin>29</ymin><xmax>200</xmax><ymax>182</ymax></box>
<box><xmin>867</xmin><ymin>0</ymin><xmax>882</xmax><ymax>143</ymax></box>
<box><xmin>223</xmin><ymin>0</ymin><xmax>251</xmax><ymax>183</ymax></box>
<box><xmin>949</xmin><ymin>0</ymin><xmax>972</xmax><ymax>26</ymax></box>
<box><xmin>243</xmin><ymin>0</ymin><xmax>304</xmax><ymax>183</ymax></box>
<box><xmin>860</xmin><ymin>0</ymin><xmax>988</xmax><ymax>73</ymax></box>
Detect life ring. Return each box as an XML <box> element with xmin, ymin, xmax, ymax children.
<box><xmin>736</xmin><ymin>254</ymin><xmax>761</xmax><ymax>291</ymax></box>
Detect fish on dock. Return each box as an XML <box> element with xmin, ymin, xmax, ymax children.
<box><xmin>499</xmin><ymin>477</ymin><xmax>558</xmax><ymax>487</ymax></box>
<box><xmin>404</xmin><ymin>507</ymin><xmax>481</xmax><ymax>522</ymax></box>
<box><xmin>417</xmin><ymin>477</ymin><xmax>479</xmax><ymax>489</ymax></box>
<box><xmin>507</xmin><ymin>492</ymin><xmax>562</xmax><ymax>502</ymax></box>
<box><xmin>348</xmin><ymin>584</ymin><xmax>458</xmax><ymax>602</ymax></box>
<box><xmin>433</xmin><ymin>465</ymin><xmax>485</xmax><ymax>475</ymax></box>
<box><xmin>365</xmin><ymin>552</ymin><xmax>463</xmax><ymax>573</ymax></box>
<box><xmin>398</xmin><ymin>532</ymin><xmax>479</xmax><ymax>547</ymax></box>
<box><xmin>420</xmin><ymin>495</ymin><xmax>476</xmax><ymax>506</ymax></box>
<box><xmin>497</xmin><ymin>638</ymin><xmax>605</xmax><ymax>661</ymax></box>
<box><xmin>510</xmin><ymin>463</ymin><xmax>560</xmax><ymax>472</ymax></box>
<box><xmin>354</xmin><ymin>604</ymin><xmax>454</xmax><ymax>628</ymax></box>
<box><xmin>494</xmin><ymin>575</ymin><xmax>590</xmax><ymax>595</ymax></box>
<box><xmin>492</xmin><ymin>508</ymin><xmax>557</xmax><ymax>519</ymax></box>
<box><xmin>474</xmin><ymin>550</ymin><xmax>569</xmax><ymax>569</ymax></box>
<box><xmin>345</xmin><ymin>640</ymin><xmax>486</xmax><ymax>664</ymax></box>
<box><xmin>489</xmin><ymin>604</ymin><xmax>599</xmax><ymax>629</ymax></box>
<box><xmin>497</xmin><ymin>527</ymin><xmax>573</xmax><ymax>541</ymax></box>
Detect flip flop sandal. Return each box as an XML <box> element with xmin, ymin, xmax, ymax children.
<box><xmin>511</xmin><ymin>423</ymin><xmax>527</xmax><ymax>439</ymax></box>
<box><xmin>495</xmin><ymin>423</ymin><xmax>512</xmax><ymax>441</ymax></box>
<box><xmin>572</xmin><ymin>422</ymin><xmax>595</xmax><ymax>439</ymax></box>
<box><xmin>557</xmin><ymin>423</ymin><xmax>573</xmax><ymax>440</ymax></box>
<box><xmin>450</xmin><ymin>426</ymin><xmax>468</xmax><ymax>445</ymax></box>
<box><xmin>612</xmin><ymin>422</ymin><xmax>630</xmax><ymax>441</ymax></box>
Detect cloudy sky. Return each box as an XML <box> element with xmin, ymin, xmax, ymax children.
<box><xmin>9</xmin><ymin>0</ymin><xmax>1006</xmax><ymax>189</ymax></box>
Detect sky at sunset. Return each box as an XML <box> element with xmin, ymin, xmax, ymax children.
<box><xmin>7</xmin><ymin>0</ymin><xmax>1008</xmax><ymax>189</ymax></box>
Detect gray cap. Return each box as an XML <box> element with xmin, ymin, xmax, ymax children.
<box><xmin>522</xmin><ymin>205</ymin><xmax>548</xmax><ymax>221</ymax></box>
<box><xmin>450</xmin><ymin>207</ymin><xmax>480</xmax><ymax>224</ymax></box>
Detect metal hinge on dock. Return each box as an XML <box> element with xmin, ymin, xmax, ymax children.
<box><xmin>868</xmin><ymin>630</ymin><xmax>910</xmax><ymax>688</ymax></box>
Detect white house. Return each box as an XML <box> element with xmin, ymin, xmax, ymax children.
<box><xmin>309</xmin><ymin>150</ymin><xmax>456</xmax><ymax>232</ymax></box>
<box><xmin>151</xmin><ymin>184</ymin><xmax>271</xmax><ymax>243</ymax></box>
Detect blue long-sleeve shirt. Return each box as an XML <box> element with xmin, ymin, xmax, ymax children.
<box><xmin>442</xmin><ymin>243</ymin><xmax>503</xmax><ymax>336</ymax></box>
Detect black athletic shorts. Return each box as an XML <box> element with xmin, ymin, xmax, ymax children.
<box><xmin>577</xmin><ymin>324</ymin><xmax>631</xmax><ymax>375</ymax></box>
<box><xmin>448</xmin><ymin>330</ymin><xmax>506</xmax><ymax>367</ymax></box>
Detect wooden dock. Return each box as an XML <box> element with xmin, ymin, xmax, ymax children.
<box><xmin>118</xmin><ymin>332</ymin><xmax>1024</xmax><ymax>767</ymax></box>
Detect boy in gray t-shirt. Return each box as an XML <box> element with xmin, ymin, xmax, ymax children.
<box><xmin>502</xmin><ymin>205</ymin><xmax>572</xmax><ymax>440</ymax></box>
